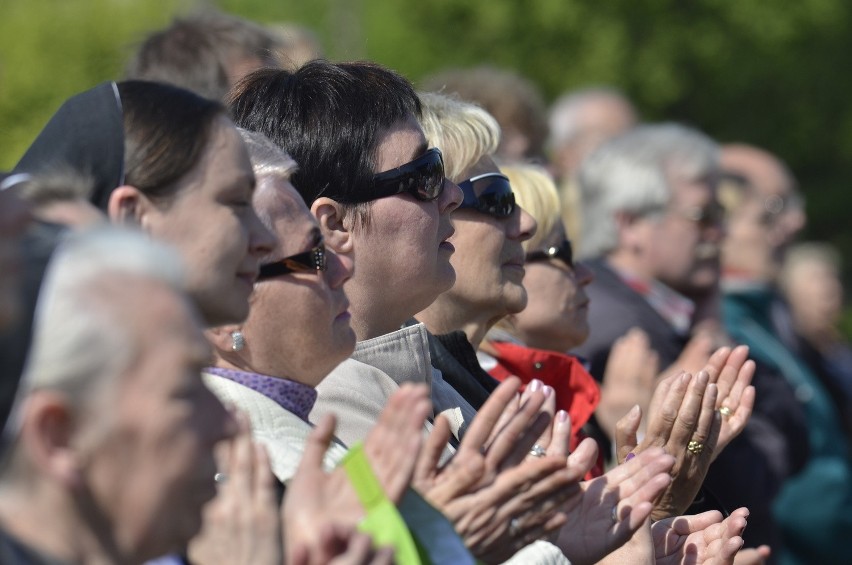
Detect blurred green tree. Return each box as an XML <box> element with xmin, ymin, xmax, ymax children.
<box><xmin>3</xmin><ymin>0</ymin><xmax>851</xmax><ymax>331</ymax></box>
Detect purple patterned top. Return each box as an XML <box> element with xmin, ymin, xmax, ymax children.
<box><xmin>205</xmin><ymin>366</ymin><xmax>317</xmax><ymax>422</ymax></box>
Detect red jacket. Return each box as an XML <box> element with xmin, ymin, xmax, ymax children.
<box><xmin>486</xmin><ymin>341</ymin><xmax>603</xmax><ymax>478</ymax></box>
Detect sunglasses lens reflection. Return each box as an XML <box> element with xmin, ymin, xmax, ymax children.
<box><xmin>459</xmin><ymin>175</ymin><xmax>516</xmax><ymax>219</ymax></box>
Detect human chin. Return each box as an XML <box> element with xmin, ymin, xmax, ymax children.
<box><xmin>501</xmin><ymin>281</ymin><xmax>528</xmax><ymax>315</ymax></box>
<box><xmin>435</xmin><ymin>255</ymin><xmax>457</xmax><ymax>293</ymax></box>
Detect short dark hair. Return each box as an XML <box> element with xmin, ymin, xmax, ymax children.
<box><xmin>126</xmin><ymin>11</ymin><xmax>280</xmax><ymax>101</ymax></box>
<box><xmin>228</xmin><ymin>61</ymin><xmax>421</xmax><ymax>227</ymax></box>
<box><xmin>118</xmin><ymin>80</ymin><xmax>226</xmax><ymax>204</ymax></box>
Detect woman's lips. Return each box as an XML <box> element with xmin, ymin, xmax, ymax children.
<box><xmin>335</xmin><ymin>310</ymin><xmax>351</xmax><ymax>322</ymax></box>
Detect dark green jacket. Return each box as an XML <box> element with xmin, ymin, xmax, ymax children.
<box><xmin>724</xmin><ymin>286</ymin><xmax>852</xmax><ymax>565</ymax></box>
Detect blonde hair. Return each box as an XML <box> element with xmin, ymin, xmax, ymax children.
<box><xmin>501</xmin><ymin>164</ymin><xmax>562</xmax><ymax>252</ymax></box>
<box><xmin>418</xmin><ymin>92</ymin><xmax>501</xmax><ymax>182</ymax></box>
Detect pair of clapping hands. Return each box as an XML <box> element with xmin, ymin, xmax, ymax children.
<box><xmin>188</xmin><ymin>342</ymin><xmax>761</xmax><ymax>565</ymax></box>
<box><xmin>602</xmin><ymin>332</ymin><xmax>771</xmax><ymax>564</ymax></box>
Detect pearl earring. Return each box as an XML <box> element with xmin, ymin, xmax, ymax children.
<box><xmin>231</xmin><ymin>331</ymin><xmax>245</xmax><ymax>351</ymax></box>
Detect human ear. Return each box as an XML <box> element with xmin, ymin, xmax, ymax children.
<box><xmin>106</xmin><ymin>185</ymin><xmax>151</xmax><ymax>228</ymax></box>
<box><xmin>20</xmin><ymin>392</ymin><xmax>81</xmax><ymax>488</ymax></box>
<box><xmin>205</xmin><ymin>325</ymin><xmax>243</xmax><ymax>355</ymax></box>
<box><xmin>311</xmin><ymin>197</ymin><xmax>353</xmax><ymax>254</ymax></box>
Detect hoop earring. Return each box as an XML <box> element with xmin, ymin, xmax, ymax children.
<box><xmin>231</xmin><ymin>331</ymin><xmax>245</xmax><ymax>351</ymax></box>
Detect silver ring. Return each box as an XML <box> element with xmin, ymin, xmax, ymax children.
<box><xmin>529</xmin><ymin>444</ymin><xmax>547</xmax><ymax>458</ymax></box>
<box><xmin>509</xmin><ymin>518</ymin><xmax>521</xmax><ymax>537</ymax></box>
<box><xmin>214</xmin><ymin>472</ymin><xmax>228</xmax><ymax>484</ymax></box>
<box><xmin>611</xmin><ymin>505</ymin><xmax>619</xmax><ymax>523</ymax></box>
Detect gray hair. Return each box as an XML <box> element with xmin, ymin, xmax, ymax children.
<box><xmin>548</xmin><ymin>87</ymin><xmax>634</xmax><ymax>147</ymax></box>
<box><xmin>578</xmin><ymin>123</ymin><xmax>719</xmax><ymax>259</ymax></box>
<box><xmin>238</xmin><ymin>128</ymin><xmax>298</xmax><ymax>180</ymax></box>
<box><xmin>22</xmin><ymin>228</ymin><xmax>185</xmax><ymax>406</ymax></box>
<box><xmin>14</xmin><ymin>169</ymin><xmax>95</xmax><ymax>206</ymax></box>
<box><xmin>238</xmin><ymin>128</ymin><xmax>300</xmax><ymax>241</ymax></box>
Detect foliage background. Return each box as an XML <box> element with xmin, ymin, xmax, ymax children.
<box><xmin>2</xmin><ymin>0</ymin><xmax>851</xmax><ymax>335</ymax></box>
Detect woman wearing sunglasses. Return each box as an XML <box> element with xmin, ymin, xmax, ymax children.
<box><xmin>475</xmin><ymin>164</ymin><xmax>602</xmax><ymax>464</ymax></box>
<box><xmin>225</xmin><ymin>63</ymin><xmax>684</xmax><ymax>564</ymax></box>
<box><xmin>200</xmin><ymin>130</ymin><xmax>474</xmax><ymax>564</ymax></box>
<box><xmin>415</xmin><ymin>95</ymin><xmax>602</xmax><ymax>473</ymax></box>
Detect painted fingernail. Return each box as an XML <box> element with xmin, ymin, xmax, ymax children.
<box><xmin>625</xmin><ymin>452</ymin><xmax>635</xmax><ymax>461</ymax></box>
<box><xmin>530</xmin><ymin>379</ymin><xmax>542</xmax><ymax>392</ymax></box>
<box><xmin>543</xmin><ymin>385</ymin><xmax>554</xmax><ymax>398</ymax></box>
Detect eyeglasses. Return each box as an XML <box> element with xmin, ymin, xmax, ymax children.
<box><xmin>678</xmin><ymin>202</ymin><xmax>727</xmax><ymax>228</ymax></box>
<box><xmin>369</xmin><ymin>148</ymin><xmax>446</xmax><ymax>203</ymax></box>
<box><xmin>526</xmin><ymin>239</ymin><xmax>574</xmax><ymax>269</ymax></box>
<box><xmin>257</xmin><ymin>243</ymin><xmax>327</xmax><ymax>280</ymax></box>
<box><xmin>458</xmin><ymin>173</ymin><xmax>516</xmax><ymax>219</ymax></box>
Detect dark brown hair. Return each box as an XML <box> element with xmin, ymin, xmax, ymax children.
<box><xmin>118</xmin><ymin>80</ymin><xmax>226</xmax><ymax>204</ymax></box>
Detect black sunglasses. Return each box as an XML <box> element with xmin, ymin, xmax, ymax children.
<box><xmin>257</xmin><ymin>243</ymin><xmax>327</xmax><ymax>281</ymax></box>
<box><xmin>369</xmin><ymin>148</ymin><xmax>445</xmax><ymax>203</ymax></box>
<box><xmin>526</xmin><ymin>239</ymin><xmax>574</xmax><ymax>269</ymax></box>
<box><xmin>458</xmin><ymin>173</ymin><xmax>516</xmax><ymax>219</ymax></box>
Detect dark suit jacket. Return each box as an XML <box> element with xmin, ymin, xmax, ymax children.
<box><xmin>574</xmin><ymin>258</ymin><xmax>687</xmax><ymax>379</ymax></box>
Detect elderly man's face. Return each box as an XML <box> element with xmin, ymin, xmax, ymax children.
<box><xmin>81</xmin><ymin>281</ymin><xmax>236</xmax><ymax>560</ymax></box>
<box><xmin>645</xmin><ymin>163</ymin><xmax>723</xmax><ymax>295</ymax></box>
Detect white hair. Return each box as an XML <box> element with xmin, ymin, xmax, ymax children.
<box><xmin>578</xmin><ymin>123</ymin><xmax>719</xmax><ymax>259</ymax></box>
<box><xmin>238</xmin><ymin>128</ymin><xmax>297</xmax><ymax>180</ymax></box>
<box><xmin>548</xmin><ymin>87</ymin><xmax>634</xmax><ymax>147</ymax></box>
<box><xmin>22</xmin><ymin>227</ymin><xmax>185</xmax><ymax>403</ymax></box>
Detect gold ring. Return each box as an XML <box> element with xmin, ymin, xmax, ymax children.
<box><xmin>687</xmin><ymin>441</ymin><xmax>704</xmax><ymax>455</ymax></box>
<box><xmin>719</xmin><ymin>406</ymin><xmax>732</xmax><ymax>418</ymax></box>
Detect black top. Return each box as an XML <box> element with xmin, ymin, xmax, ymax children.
<box><xmin>428</xmin><ymin>330</ymin><xmax>498</xmax><ymax>411</ymax></box>
<box><xmin>14</xmin><ymin>82</ymin><xmax>124</xmax><ymax>211</ymax></box>
<box><xmin>0</xmin><ymin>527</ymin><xmax>70</xmax><ymax>565</ymax></box>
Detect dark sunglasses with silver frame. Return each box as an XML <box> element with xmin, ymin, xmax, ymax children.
<box><xmin>458</xmin><ymin>173</ymin><xmax>516</xmax><ymax>219</ymax></box>
<box><xmin>257</xmin><ymin>243</ymin><xmax>328</xmax><ymax>280</ymax></box>
<box><xmin>366</xmin><ymin>147</ymin><xmax>446</xmax><ymax>203</ymax></box>
<box><xmin>525</xmin><ymin>239</ymin><xmax>574</xmax><ymax>269</ymax></box>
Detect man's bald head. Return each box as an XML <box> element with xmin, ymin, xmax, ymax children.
<box><xmin>719</xmin><ymin>143</ymin><xmax>806</xmax><ymax>281</ymax></box>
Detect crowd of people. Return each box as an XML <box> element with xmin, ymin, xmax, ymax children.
<box><xmin>1</xmin><ymin>8</ymin><xmax>850</xmax><ymax>565</ymax></box>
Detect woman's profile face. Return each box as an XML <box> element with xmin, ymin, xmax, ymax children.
<box><xmin>512</xmin><ymin>222</ymin><xmax>593</xmax><ymax>352</ymax></box>
<box><xmin>143</xmin><ymin>117</ymin><xmax>275</xmax><ymax>327</ymax></box>
<box><xmin>445</xmin><ymin>155</ymin><xmax>537</xmax><ymax>319</ymax></box>
<box><xmin>238</xmin><ymin>177</ymin><xmax>355</xmax><ymax>386</ymax></box>
<box><xmin>349</xmin><ymin>115</ymin><xmax>463</xmax><ymax>321</ymax></box>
